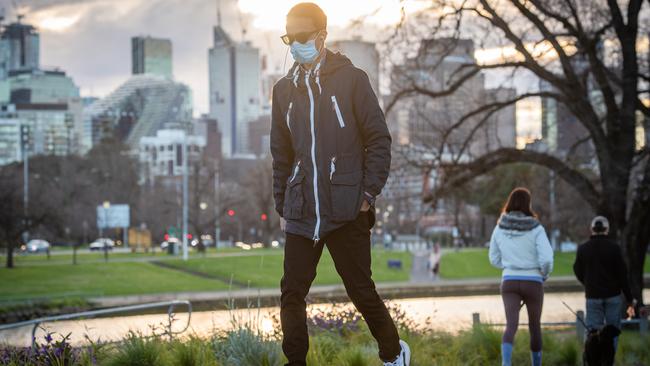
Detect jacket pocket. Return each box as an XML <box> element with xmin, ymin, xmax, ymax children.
<box><xmin>283</xmin><ymin>172</ymin><xmax>305</xmax><ymax>220</ymax></box>
<box><xmin>330</xmin><ymin>170</ymin><xmax>363</xmax><ymax>222</ymax></box>
<box><xmin>331</xmin><ymin>95</ymin><xmax>346</xmax><ymax>128</ymax></box>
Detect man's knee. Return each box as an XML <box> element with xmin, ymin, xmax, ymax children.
<box><xmin>281</xmin><ymin>275</ymin><xmax>313</xmax><ymax>304</ymax></box>
<box><xmin>347</xmin><ymin>285</ymin><xmax>382</xmax><ymax>308</ymax></box>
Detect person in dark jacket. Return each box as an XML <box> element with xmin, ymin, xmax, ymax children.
<box><xmin>573</xmin><ymin>216</ymin><xmax>636</xmax><ymax>358</ymax></box>
<box><xmin>270</xmin><ymin>3</ymin><xmax>410</xmax><ymax>366</ymax></box>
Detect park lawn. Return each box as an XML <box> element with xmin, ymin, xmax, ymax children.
<box><xmin>166</xmin><ymin>248</ymin><xmax>413</xmax><ymax>288</ymax></box>
<box><xmin>440</xmin><ymin>248</ymin><xmax>650</xmax><ymax>279</ymax></box>
<box><xmin>0</xmin><ymin>262</ymin><xmax>230</xmax><ymax>302</ymax></box>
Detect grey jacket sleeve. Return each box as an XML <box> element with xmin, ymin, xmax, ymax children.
<box><xmin>270</xmin><ymin>85</ymin><xmax>294</xmax><ymax>217</ymax></box>
<box><xmin>352</xmin><ymin>70</ymin><xmax>391</xmax><ymax>198</ymax></box>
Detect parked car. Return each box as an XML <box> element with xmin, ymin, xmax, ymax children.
<box><xmin>89</xmin><ymin>238</ymin><xmax>115</xmax><ymax>251</ymax></box>
<box><xmin>22</xmin><ymin>239</ymin><xmax>51</xmax><ymax>253</ymax></box>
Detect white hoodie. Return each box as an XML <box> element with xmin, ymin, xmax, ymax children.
<box><xmin>488</xmin><ymin>212</ymin><xmax>554</xmax><ymax>282</ymax></box>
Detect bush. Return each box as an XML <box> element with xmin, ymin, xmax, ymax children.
<box><xmin>171</xmin><ymin>336</ymin><xmax>218</xmax><ymax>366</ymax></box>
<box><xmin>104</xmin><ymin>332</ymin><xmax>168</xmax><ymax>366</ymax></box>
<box><xmin>212</xmin><ymin>328</ymin><xmax>281</xmax><ymax>366</ymax></box>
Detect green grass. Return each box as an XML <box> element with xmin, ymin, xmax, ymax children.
<box><xmin>440</xmin><ymin>249</ymin><xmax>650</xmax><ymax>279</ymax></box>
<box><xmin>166</xmin><ymin>248</ymin><xmax>412</xmax><ymax>288</ymax></box>
<box><xmin>0</xmin><ymin>249</ymin><xmax>411</xmax><ymax>302</ymax></box>
<box><xmin>0</xmin><ymin>262</ymin><xmax>230</xmax><ymax>302</ymax></box>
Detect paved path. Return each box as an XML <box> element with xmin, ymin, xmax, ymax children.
<box><xmin>410</xmin><ymin>250</ymin><xmax>432</xmax><ymax>283</ymax></box>
<box><xmin>89</xmin><ymin>275</ymin><xmax>650</xmax><ymax>309</ymax></box>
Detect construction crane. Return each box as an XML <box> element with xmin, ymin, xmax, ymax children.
<box><xmin>236</xmin><ymin>0</ymin><xmax>248</xmax><ymax>41</ymax></box>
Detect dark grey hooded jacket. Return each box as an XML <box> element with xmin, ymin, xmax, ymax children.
<box><xmin>270</xmin><ymin>49</ymin><xmax>391</xmax><ymax>242</ymax></box>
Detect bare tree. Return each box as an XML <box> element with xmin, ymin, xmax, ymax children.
<box><xmin>386</xmin><ymin>0</ymin><xmax>649</xmax><ymax>304</ymax></box>
<box><xmin>244</xmin><ymin>156</ymin><xmax>279</xmax><ymax>247</ymax></box>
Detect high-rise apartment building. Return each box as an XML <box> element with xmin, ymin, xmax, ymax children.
<box><xmin>208</xmin><ymin>25</ymin><xmax>261</xmax><ymax>157</ymax></box>
<box><xmin>132</xmin><ymin>36</ymin><xmax>173</xmax><ymax>78</ymax></box>
<box><xmin>0</xmin><ymin>19</ymin><xmax>40</xmax><ymax>78</ymax></box>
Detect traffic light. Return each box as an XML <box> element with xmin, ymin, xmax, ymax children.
<box><xmin>227</xmin><ymin>209</ymin><xmax>235</xmax><ymax>217</ymax></box>
<box><xmin>20</xmin><ymin>125</ymin><xmax>31</xmax><ymax>149</ymax></box>
<box><xmin>261</xmin><ymin>213</ymin><xmax>268</xmax><ymax>221</ymax></box>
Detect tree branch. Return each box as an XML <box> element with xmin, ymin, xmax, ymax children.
<box><xmin>423</xmin><ymin>148</ymin><xmax>602</xmax><ymax>211</ymax></box>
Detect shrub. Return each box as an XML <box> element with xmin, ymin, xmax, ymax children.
<box><xmin>212</xmin><ymin>328</ymin><xmax>281</xmax><ymax>366</ymax></box>
<box><xmin>104</xmin><ymin>332</ymin><xmax>169</xmax><ymax>366</ymax></box>
<box><xmin>171</xmin><ymin>336</ymin><xmax>217</xmax><ymax>366</ymax></box>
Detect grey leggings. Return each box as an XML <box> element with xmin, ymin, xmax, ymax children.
<box><xmin>501</xmin><ymin>280</ymin><xmax>544</xmax><ymax>352</ymax></box>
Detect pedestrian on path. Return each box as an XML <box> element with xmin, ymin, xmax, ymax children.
<box><xmin>488</xmin><ymin>187</ymin><xmax>554</xmax><ymax>366</ymax></box>
<box><xmin>270</xmin><ymin>3</ymin><xmax>410</xmax><ymax>365</ymax></box>
<box><xmin>429</xmin><ymin>243</ymin><xmax>441</xmax><ymax>280</ymax></box>
<box><xmin>573</xmin><ymin>216</ymin><xmax>636</xmax><ymax>363</ymax></box>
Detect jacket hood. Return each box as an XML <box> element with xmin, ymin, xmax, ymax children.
<box><xmin>285</xmin><ymin>49</ymin><xmax>353</xmax><ymax>88</ymax></box>
<box><xmin>498</xmin><ymin>211</ymin><xmax>540</xmax><ymax>232</ymax></box>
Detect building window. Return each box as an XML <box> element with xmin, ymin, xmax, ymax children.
<box><xmin>176</xmin><ymin>144</ymin><xmax>182</xmax><ymax>166</ymax></box>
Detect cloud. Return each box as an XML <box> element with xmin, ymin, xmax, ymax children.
<box><xmin>9</xmin><ymin>0</ymin><xmax>257</xmax><ymax>115</ymax></box>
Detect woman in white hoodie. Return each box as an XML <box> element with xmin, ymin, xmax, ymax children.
<box><xmin>489</xmin><ymin>187</ymin><xmax>554</xmax><ymax>366</ymax></box>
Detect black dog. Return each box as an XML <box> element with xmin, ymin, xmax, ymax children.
<box><xmin>583</xmin><ymin>324</ymin><xmax>621</xmax><ymax>366</ymax></box>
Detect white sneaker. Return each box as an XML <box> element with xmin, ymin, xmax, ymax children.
<box><xmin>384</xmin><ymin>339</ymin><xmax>411</xmax><ymax>366</ymax></box>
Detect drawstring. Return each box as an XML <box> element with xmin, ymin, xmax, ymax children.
<box><xmin>292</xmin><ymin>65</ymin><xmax>299</xmax><ymax>87</ymax></box>
<box><xmin>314</xmin><ymin>60</ymin><xmax>323</xmax><ymax>94</ymax></box>
<box><xmin>288</xmin><ymin>59</ymin><xmax>323</xmax><ymax>92</ymax></box>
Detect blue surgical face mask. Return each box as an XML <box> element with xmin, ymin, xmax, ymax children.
<box><xmin>290</xmin><ymin>33</ymin><xmax>321</xmax><ymax>64</ymax></box>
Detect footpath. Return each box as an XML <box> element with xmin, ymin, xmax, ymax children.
<box><xmin>90</xmin><ymin>275</ymin><xmax>650</xmax><ymax>311</ymax></box>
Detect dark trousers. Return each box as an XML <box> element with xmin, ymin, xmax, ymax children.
<box><xmin>280</xmin><ymin>212</ymin><xmax>401</xmax><ymax>365</ymax></box>
<box><xmin>501</xmin><ymin>280</ymin><xmax>544</xmax><ymax>352</ymax></box>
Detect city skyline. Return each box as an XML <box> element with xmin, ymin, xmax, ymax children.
<box><xmin>5</xmin><ymin>0</ymin><xmax>542</xmax><ymax>144</ymax></box>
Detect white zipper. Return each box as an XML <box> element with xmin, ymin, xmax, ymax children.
<box><xmin>289</xmin><ymin>160</ymin><xmax>301</xmax><ymax>182</ymax></box>
<box><xmin>286</xmin><ymin>102</ymin><xmax>293</xmax><ymax>133</ymax></box>
<box><xmin>331</xmin><ymin>95</ymin><xmax>345</xmax><ymax>128</ymax></box>
<box><xmin>329</xmin><ymin>156</ymin><xmax>336</xmax><ymax>181</ymax></box>
<box><xmin>305</xmin><ymin>72</ymin><xmax>321</xmax><ymax>244</ymax></box>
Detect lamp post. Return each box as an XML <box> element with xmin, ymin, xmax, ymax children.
<box><xmin>20</xmin><ymin>124</ymin><xmax>30</xmax><ymax>244</ymax></box>
<box><xmin>181</xmin><ymin>134</ymin><xmax>189</xmax><ymax>261</ymax></box>
<box><xmin>214</xmin><ymin>159</ymin><xmax>221</xmax><ymax>249</ymax></box>
<box><xmin>103</xmin><ymin>201</ymin><xmax>110</xmax><ymax>262</ymax></box>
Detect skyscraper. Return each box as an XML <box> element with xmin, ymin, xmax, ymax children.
<box><xmin>208</xmin><ymin>25</ymin><xmax>261</xmax><ymax>157</ymax></box>
<box><xmin>0</xmin><ymin>18</ymin><xmax>40</xmax><ymax>78</ymax></box>
<box><xmin>131</xmin><ymin>36</ymin><xmax>173</xmax><ymax>78</ymax></box>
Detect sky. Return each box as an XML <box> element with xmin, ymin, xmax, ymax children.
<box><xmin>6</xmin><ymin>0</ymin><xmax>541</xmax><ymax>144</ymax></box>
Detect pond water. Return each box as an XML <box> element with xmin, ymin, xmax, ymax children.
<box><xmin>2</xmin><ymin>290</ymin><xmax>648</xmax><ymax>347</ymax></box>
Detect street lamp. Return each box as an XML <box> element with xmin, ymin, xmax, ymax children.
<box><xmin>102</xmin><ymin>201</ymin><xmax>110</xmax><ymax>262</ymax></box>
<box><xmin>181</xmin><ymin>133</ymin><xmax>189</xmax><ymax>261</ymax></box>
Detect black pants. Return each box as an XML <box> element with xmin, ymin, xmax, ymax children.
<box><xmin>501</xmin><ymin>280</ymin><xmax>544</xmax><ymax>352</ymax></box>
<box><xmin>280</xmin><ymin>212</ymin><xmax>401</xmax><ymax>365</ymax></box>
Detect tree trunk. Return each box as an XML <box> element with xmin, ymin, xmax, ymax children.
<box><xmin>623</xmin><ymin>206</ymin><xmax>650</xmax><ymax>306</ymax></box>
<box><xmin>5</xmin><ymin>241</ymin><xmax>14</xmax><ymax>268</ymax></box>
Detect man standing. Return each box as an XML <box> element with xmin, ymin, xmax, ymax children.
<box><xmin>573</xmin><ymin>216</ymin><xmax>636</xmax><ymax>355</ymax></box>
<box><xmin>270</xmin><ymin>3</ymin><xmax>410</xmax><ymax>366</ymax></box>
